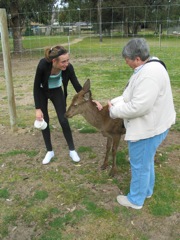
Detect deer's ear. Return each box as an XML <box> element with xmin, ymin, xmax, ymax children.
<box><xmin>84</xmin><ymin>91</ymin><xmax>91</xmax><ymax>101</ymax></box>
<box><xmin>83</xmin><ymin>79</ymin><xmax>90</xmax><ymax>92</ymax></box>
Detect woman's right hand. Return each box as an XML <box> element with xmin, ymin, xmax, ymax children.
<box><xmin>35</xmin><ymin>109</ymin><xmax>43</xmax><ymax>121</ymax></box>
<box><xmin>92</xmin><ymin>100</ymin><xmax>103</xmax><ymax>111</ymax></box>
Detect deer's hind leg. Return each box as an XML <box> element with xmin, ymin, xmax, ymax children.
<box><xmin>109</xmin><ymin>135</ymin><xmax>121</xmax><ymax>177</ymax></box>
<box><xmin>101</xmin><ymin>137</ymin><xmax>112</xmax><ymax>170</ymax></box>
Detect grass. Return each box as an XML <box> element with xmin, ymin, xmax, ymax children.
<box><xmin>0</xmin><ymin>146</ymin><xmax>179</xmax><ymax>239</ymax></box>
<box><xmin>0</xmin><ymin>149</ymin><xmax>38</xmax><ymax>158</ymax></box>
<box><xmin>0</xmin><ymin>34</ymin><xmax>179</xmax><ymax>239</ymax></box>
<box><xmin>0</xmin><ymin>189</ymin><xmax>9</xmax><ymax>199</ymax></box>
<box><xmin>0</xmin><ymin>35</ymin><xmax>78</xmax><ymax>52</ymax></box>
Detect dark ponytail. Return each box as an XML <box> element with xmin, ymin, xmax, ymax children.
<box><xmin>44</xmin><ymin>46</ymin><xmax>68</xmax><ymax>62</ymax></box>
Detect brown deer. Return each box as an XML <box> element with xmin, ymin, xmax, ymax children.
<box><xmin>65</xmin><ymin>79</ymin><xmax>125</xmax><ymax>176</ymax></box>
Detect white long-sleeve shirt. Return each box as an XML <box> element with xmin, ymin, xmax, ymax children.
<box><xmin>109</xmin><ymin>59</ymin><xmax>176</xmax><ymax>141</ymax></box>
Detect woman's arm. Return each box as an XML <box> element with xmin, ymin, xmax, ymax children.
<box><xmin>33</xmin><ymin>64</ymin><xmax>42</xmax><ymax>109</ymax></box>
<box><xmin>33</xmin><ymin>59</ymin><xmax>50</xmax><ymax>109</ymax></box>
<box><xmin>68</xmin><ymin>63</ymin><xmax>82</xmax><ymax>92</ymax></box>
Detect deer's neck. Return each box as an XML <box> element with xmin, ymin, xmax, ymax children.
<box><xmin>81</xmin><ymin>101</ymin><xmax>103</xmax><ymax>130</ymax></box>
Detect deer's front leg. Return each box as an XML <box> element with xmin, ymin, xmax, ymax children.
<box><xmin>109</xmin><ymin>135</ymin><xmax>121</xmax><ymax>177</ymax></box>
<box><xmin>101</xmin><ymin>137</ymin><xmax>112</xmax><ymax>170</ymax></box>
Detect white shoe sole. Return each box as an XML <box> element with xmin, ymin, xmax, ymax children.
<box><xmin>117</xmin><ymin>195</ymin><xmax>142</xmax><ymax>210</ymax></box>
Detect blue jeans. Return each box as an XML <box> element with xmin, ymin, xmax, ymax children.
<box><xmin>127</xmin><ymin>129</ymin><xmax>169</xmax><ymax>206</ymax></box>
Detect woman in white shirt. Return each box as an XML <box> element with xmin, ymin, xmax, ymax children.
<box><xmin>108</xmin><ymin>38</ymin><xmax>176</xmax><ymax>209</ymax></box>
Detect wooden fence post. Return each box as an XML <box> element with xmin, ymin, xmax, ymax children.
<box><xmin>0</xmin><ymin>8</ymin><xmax>17</xmax><ymax>131</ymax></box>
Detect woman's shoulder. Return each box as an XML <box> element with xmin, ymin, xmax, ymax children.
<box><xmin>38</xmin><ymin>58</ymin><xmax>50</xmax><ymax>65</ymax></box>
<box><xmin>38</xmin><ymin>58</ymin><xmax>52</xmax><ymax>69</ymax></box>
<box><xmin>67</xmin><ymin>63</ymin><xmax>74</xmax><ymax>70</ymax></box>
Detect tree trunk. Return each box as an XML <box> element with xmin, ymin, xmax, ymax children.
<box><xmin>10</xmin><ymin>1</ymin><xmax>23</xmax><ymax>53</ymax></box>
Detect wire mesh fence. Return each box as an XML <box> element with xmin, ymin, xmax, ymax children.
<box><xmin>0</xmin><ymin>4</ymin><xmax>179</xmax><ymax>85</ymax></box>
<box><xmin>0</xmin><ymin>4</ymin><xmax>179</xmax><ymax>53</ymax></box>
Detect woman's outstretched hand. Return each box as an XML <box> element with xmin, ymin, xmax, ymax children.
<box><xmin>92</xmin><ymin>100</ymin><xmax>103</xmax><ymax>111</ymax></box>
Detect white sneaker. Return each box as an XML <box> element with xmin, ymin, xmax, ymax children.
<box><xmin>117</xmin><ymin>195</ymin><xmax>142</xmax><ymax>210</ymax></box>
<box><xmin>42</xmin><ymin>151</ymin><xmax>54</xmax><ymax>164</ymax></box>
<box><xmin>69</xmin><ymin>150</ymin><xmax>80</xmax><ymax>162</ymax></box>
<box><xmin>146</xmin><ymin>195</ymin><xmax>152</xmax><ymax>199</ymax></box>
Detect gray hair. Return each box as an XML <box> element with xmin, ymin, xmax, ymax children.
<box><xmin>122</xmin><ymin>38</ymin><xmax>150</xmax><ymax>61</ymax></box>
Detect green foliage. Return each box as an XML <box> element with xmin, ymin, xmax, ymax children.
<box><xmin>39</xmin><ymin>209</ymin><xmax>86</xmax><ymax>239</ymax></box>
<box><xmin>78</xmin><ymin>145</ymin><xmax>97</xmax><ymax>159</ymax></box>
<box><xmin>0</xmin><ymin>0</ymin><xmax>57</xmax><ymax>24</ymax></box>
<box><xmin>79</xmin><ymin>126</ymin><xmax>97</xmax><ymax>133</ymax></box>
<box><xmin>49</xmin><ymin>207</ymin><xmax>61</xmax><ymax>214</ymax></box>
<box><xmin>0</xmin><ymin>208</ymin><xmax>18</xmax><ymax>238</ymax></box>
<box><xmin>0</xmin><ymin>149</ymin><xmax>38</xmax><ymax>158</ymax></box>
<box><xmin>116</xmin><ymin>149</ymin><xmax>129</xmax><ymax>167</ymax></box>
<box><xmin>78</xmin><ymin>146</ymin><xmax>93</xmax><ymax>153</ymax></box>
<box><xmin>33</xmin><ymin>190</ymin><xmax>49</xmax><ymax>201</ymax></box>
<box><xmin>165</xmin><ymin>144</ymin><xmax>180</xmax><ymax>152</ymax></box>
<box><xmin>0</xmin><ymin>188</ymin><xmax>9</xmax><ymax>199</ymax></box>
<box><xmin>155</xmin><ymin>151</ymin><xmax>168</xmax><ymax>163</ymax></box>
<box><xmin>68</xmin><ymin>117</ymin><xmax>98</xmax><ymax>133</ymax></box>
<box><xmin>83</xmin><ymin>199</ymin><xmax>113</xmax><ymax>218</ymax></box>
<box><xmin>22</xmin><ymin>206</ymin><xmax>51</xmax><ymax>225</ymax></box>
<box><xmin>38</xmin><ymin>230</ymin><xmax>62</xmax><ymax>240</ymax></box>
<box><xmin>148</xmin><ymin>168</ymin><xmax>178</xmax><ymax>216</ymax></box>
<box><xmin>49</xmin><ymin>214</ymin><xmax>72</xmax><ymax>229</ymax></box>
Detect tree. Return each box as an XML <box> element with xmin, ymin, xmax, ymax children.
<box><xmin>0</xmin><ymin>0</ymin><xmax>57</xmax><ymax>53</ymax></box>
<box><xmin>55</xmin><ymin>0</ymin><xmax>180</xmax><ymax>37</ymax></box>
<box><xmin>60</xmin><ymin>0</ymin><xmax>146</xmax><ymax>36</ymax></box>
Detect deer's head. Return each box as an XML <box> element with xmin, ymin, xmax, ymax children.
<box><xmin>65</xmin><ymin>79</ymin><xmax>92</xmax><ymax>118</ymax></box>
